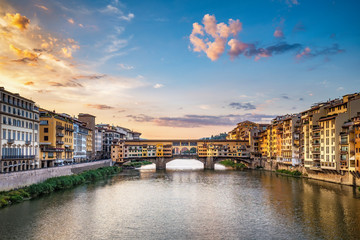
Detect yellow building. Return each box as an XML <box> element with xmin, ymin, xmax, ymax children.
<box><xmin>39</xmin><ymin>109</ymin><xmax>74</xmax><ymax>167</ymax></box>
<box><xmin>354</xmin><ymin>116</ymin><xmax>360</xmax><ymax>173</ymax></box>
<box><xmin>86</xmin><ymin>128</ymin><xmax>93</xmax><ymax>159</ymax></box>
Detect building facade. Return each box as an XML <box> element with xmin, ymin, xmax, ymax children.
<box><xmin>0</xmin><ymin>87</ymin><xmax>40</xmax><ymax>173</ymax></box>
<box><xmin>39</xmin><ymin>109</ymin><xmax>74</xmax><ymax>167</ymax></box>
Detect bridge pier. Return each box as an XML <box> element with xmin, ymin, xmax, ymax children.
<box><xmin>155</xmin><ymin>157</ymin><xmax>166</xmax><ymax>170</ymax></box>
<box><xmin>204</xmin><ymin>156</ymin><xmax>214</xmax><ymax>170</ymax></box>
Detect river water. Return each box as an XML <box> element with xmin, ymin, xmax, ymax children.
<box><xmin>1</xmin><ymin>160</ymin><xmax>360</xmax><ymax>240</ymax></box>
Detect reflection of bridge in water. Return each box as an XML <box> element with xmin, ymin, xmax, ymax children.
<box><xmin>111</xmin><ymin>139</ymin><xmax>254</xmax><ymax>170</ymax></box>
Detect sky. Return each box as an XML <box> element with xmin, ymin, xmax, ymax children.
<box><xmin>0</xmin><ymin>0</ymin><xmax>359</xmax><ymax>139</ymax></box>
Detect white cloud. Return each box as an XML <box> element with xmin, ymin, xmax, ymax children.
<box><xmin>119</xmin><ymin>63</ymin><xmax>134</xmax><ymax>70</ymax></box>
<box><xmin>153</xmin><ymin>83</ymin><xmax>164</xmax><ymax>89</ymax></box>
<box><xmin>120</xmin><ymin>13</ymin><xmax>134</xmax><ymax>21</ymax></box>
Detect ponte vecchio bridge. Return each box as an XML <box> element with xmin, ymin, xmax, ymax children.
<box><xmin>111</xmin><ymin>139</ymin><xmax>253</xmax><ymax>170</ymax></box>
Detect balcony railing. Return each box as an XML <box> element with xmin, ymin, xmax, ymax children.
<box><xmin>25</xmin><ymin>140</ymin><xmax>31</xmax><ymax>145</ymax></box>
<box><xmin>2</xmin><ymin>155</ymin><xmax>35</xmax><ymax>160</ymax></box>
<box><xmin>65</xmin><ymin>127</ymin><xmax>74</xmax><ymax>132</ymax></box>
<box><xmin>56</xmin><ymin>125</ymin><xmax>65</xmax><ymax>130</ymax></box>
<box><xmin>56</xmin><ymin>133</ymin><xmax>64</xmax><ymax>137</ymax></box>
<box><xmin>41</xmin><ymin>147</ymin><xmax>64</xmax><ymax>152</ymax></box>
<box><xmin>7</xmin><ymin>139</ymin><xmax>15</xmax><ymax>144</ymax></box>
<box><xmin>56</xmin><ymin>141</ymin><xmax>64</xmax><ymax>145</ymax></box>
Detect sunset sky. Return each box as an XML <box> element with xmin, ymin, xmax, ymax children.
<box><xmin>0</xmin><ymin>0</ymin><xmax>359</xmax><ymax>139</ymax></box>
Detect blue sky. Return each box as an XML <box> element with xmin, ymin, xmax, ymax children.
<box><xmin>0</xmin><ymin>0</ymin><xmax>359</xmax><ymax>138</ymax></box>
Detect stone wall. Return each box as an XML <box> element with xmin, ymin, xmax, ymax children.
<box><xmin>0</xmin><ymin>160</ymin><xmax>112</xmax><ymax>191</ymax></box>
<box><xmin>263</xmin><ymin>160</ymin><xmax>360</xmax><ymax>187</ymax></box>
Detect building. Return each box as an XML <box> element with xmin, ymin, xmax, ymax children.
<box><xmin>94</xmin><ymin>126</ymin><xmax>103</xmax><ymax>159</ymax></box>
<box><xmin>39</xmin><ymin>109</ymin><xmax>74</xmax><ymax>167</ymax></box>
<box><xmin>0</xmin><ymin>87</ymin><xmax>40</xmax><ymax>173</ymax></box>
<box><xmin>280</xmin><ymin>114</ymin><xmax>301</xmax><ymax>166</ymax></box>
<box><xmin>73</xmin><ymin>119</ymin><xmax>88</xmax><ymax>163</ymax></box>
<box><xmin>86</xmin><ymin>127</ymin><xmax>93</xmax><ymax>160</ymax></box>
<box><xmin>78</xmin><ymin>113</ymin><xmax>96</xmax><ymax>160</ymax></box>
<box><xmin>353</xmin><ymin>115</ymin><xmax>360</xmax><ymax>174</ymax></box>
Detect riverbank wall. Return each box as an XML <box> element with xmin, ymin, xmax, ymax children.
<box><xmin>263</xmin><ymin>160</ymin><xmax>360</xmax><ymax>187</ymax></box>
<box><xmin>0</xmin><ymin>160</ymin><xmax>113</xmax><ymax>191</ymax></box>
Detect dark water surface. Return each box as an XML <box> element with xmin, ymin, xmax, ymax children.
<box><xmin>1</xmin><ymin>170</ymin><xmax>360</xmax><ymax>240</ymax></box>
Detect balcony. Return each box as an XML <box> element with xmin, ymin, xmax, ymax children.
<box><xmin>340</xmin><ymin>140</ymin><xmax>348</xmax><ymax>145</ymax></box>
<box><xmin>2</xmin><ymin>155</ymin><xmax>35</xmax><ymax>160</ymax></box>
<box><xmin>312</xmin><ymin>149</ymin><xmax>320</xmax><ymax>154</ymax></box>
<box><xmin>65</xmin><ymin>148</ymin><xmax>74</xmax><ymax>152</ymax></box>
<box><xmin>313</xmin><ymin>125</ymin><xmax>321</xmax><ymax>131</ymax></box>
<box><xmin>56</xmin><ymin>141</ymin><xmax>64</xmax><ymax>145</ymax></box>
<box><xmin>312</xmin><ymin>134</ymin><xmax>320</xmax><ymax>139</ymax></box>
<box><xmin>25</xmin><ymin>140</ymin><xmax>31</xmax><ymax>145</ymax></box>
<box><xmin>312</xmin><ymin>142</ymin><xmax>320</xmax><ymax>146</ymax></box>
<box><xmin>7</xmin><ymin>139</ymin><xmax>15</xmax><ymax>144</ymax></box>
<box><xmin>41</xmin><ymin>147</ymin><xmax>64</xmax><ymax>152</ymax></box>
<box><xmin>56</xmin><ymin>125</ymin><xmax>64</xmax><ymax>130</ymax></box>
<box><xmin>56</xmin><ymin>133</ymin><xmax>64</xmax><ymax>137</ymax></box>
<box><xmin>65</xmin><ymin>127</ymin><xmax>74</xmax><ymax>132</ymax></box>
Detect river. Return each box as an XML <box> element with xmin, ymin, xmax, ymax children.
<box><xmin>1</xmin><ymin>160</ymin><xmax>360</xmax><ymax>240</ymax></box>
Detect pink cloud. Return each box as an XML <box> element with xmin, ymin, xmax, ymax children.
<box><xmin>206</xmin><ymin>37</ymin><xmax>226</xmax><ymax>61</ymax></box>
<box><xmin>274</xmin><ymin>29</ymin><xmax>284</xmax><ymax>38</ymax></box>
<box><xmin>296</xmin><ymin>47</ymin><xmax>311</xmax><ymax>59</ymax></box>
<box><xmin>228</xmin><ymin>19</ymin><xmax>242</xmax><ymax>36</ymax></box>
<box><xmin>228</xmin><ymin>39</ymin><xmax>248</xmax><ymax>59</ymax></box>
<box><xmin>189</xmin><ymin>14</ymin><xmax>244</xmax><ymax>61</ymax></box>
<box><xmin>202</xmin><ymin>14</ymin><xmax>217</xmax><ymax>38</ymax></box>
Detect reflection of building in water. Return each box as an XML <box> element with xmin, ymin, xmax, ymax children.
<box><xmin>259</xmin><ymin>172</ymin><xmax>360</xmax><ymax>239</ymax></box>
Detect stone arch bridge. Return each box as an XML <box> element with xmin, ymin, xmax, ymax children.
<box><xmin>112</xmin><ymin>139</ymin><xmax>254</xmax><ymax>170</ymax></box>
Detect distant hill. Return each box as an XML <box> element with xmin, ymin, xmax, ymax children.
<box><xmin>200</xmin><ymin>132</ymin><xmax>227</xmax><ymax>140</ymax></box>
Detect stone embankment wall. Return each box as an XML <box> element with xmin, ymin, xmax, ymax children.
<box><xmin>263</xmin><ymin>160</ymin><xmax>360</xmax><ymax>186</ymax></box>
<box><xmin>0</xmin><ymin>160</ymin><xmax>113</xmax><ymax>191</ymax></box>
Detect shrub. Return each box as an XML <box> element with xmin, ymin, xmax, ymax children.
<box><xmin>1</xmin><ymin>166</ymin><xmax>123</xmax><ymax>208</ymax></box>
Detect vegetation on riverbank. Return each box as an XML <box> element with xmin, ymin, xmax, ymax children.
<box><xmin>124</xmin><ymin>161</ymin><xmax>153</xmax><ymax>168</ymax></box>
<box><xmin>219</xmin><ymin>160</ymin><xmax>247</xmax><ymax>169</ymax></box>
<box><xmin>0</xmin><ymin>166</ymin><xmax>122</xmax><ymax>209</ymax></box>
<box><xmin>276</xmin><ymin>169</ymin><xmax>302</xmax><ymax>177</ymax></box>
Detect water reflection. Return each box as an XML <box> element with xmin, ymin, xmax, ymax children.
<box><xmin>1</xmin><ymin>170</ymin><xmax>360</xmax><ymax>240</ymax></box>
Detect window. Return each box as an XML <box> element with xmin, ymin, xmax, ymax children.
<box><xmin>44</xmin><ymin>136</ymin><xmax>48</xmax><ymax>141</ymax></box>
<box><xmin>8</xmin><ymin>118</ymin><xmax>11</xmax><ymax>125</ymax></box>
<box><xmin>40</xmin><ymin>120</ymin><xmax>48</xmax><ymax>125</ymax></box>
<box><xmin>3</xmin><ymin>130</ymin><xmax>6</xmax><ymax>139</ymax></box>
<box><xmin>44</xmin><ymin>128</ymin><xmax>48</xmax><ymax>133</ymax></box>
<box><xmin>2</xmin><ymin>117</ymin><xmax>6</xmax><ymax>124</ymax></box>
<box><xmin>35</xmin><ymin>124</ymin><xmax>38</xmax><ymax>130</ymax></box>
<box><xmin>22</xmin><ymin>132</ymin><xmax>24</xmax><ymax>141</ymax></box>
<box><xmin>29</xmin><ymin>123</ymin><xmax>33</xmax><ymax>129</ymax></box>
<box><xmin>2</xmin><ymin>105</ymin><xmax>5</xmax><ymax>112</ymax></box>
